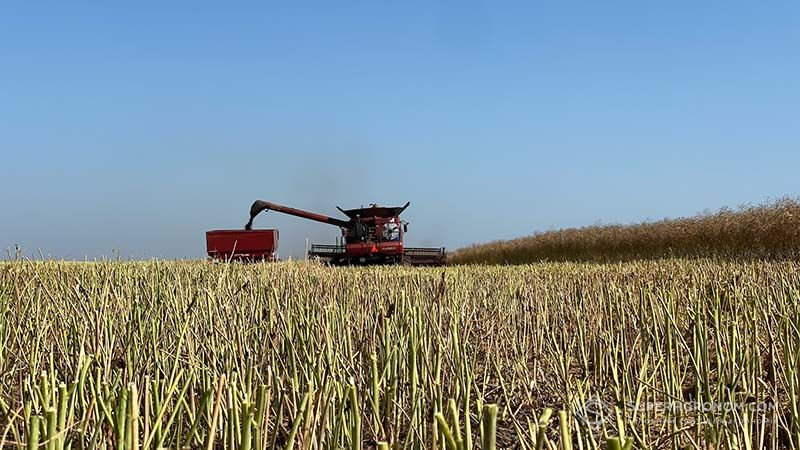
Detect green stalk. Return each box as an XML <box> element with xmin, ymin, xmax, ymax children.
<box><xmin>536</xmin><ymin>408</ymin><xmax>553</xmax><ymax>450</ymax></box>
<box><xmin>348</xmin><ymin>385</ymin><xmax>361</xmax><ymax>450</ymax></box>
<box><xmin>205</xmin><ymin>375</ymin><xmax>227</xmax><ymax>450</ymax></box>
<box><xmin>370</xmin><ymin>352</ymin><xmax>381</xmax><ymax>434</ymax></box>
<box><xmin>45</xmin><ymin>408</ymin><xmax>56</xmax><ymax>450</ymax></box>
<box><xmin>56</xmin><ymin>385</ymin><xmax>67</xmax><ymax>450</ymax></box>
<box><xmin>128</xmin><ymin>383</ymin><xmax>139</xmax><ymax>450</ymax></box>
<box><xmin>40</xmin><ymin>373</ymin><xmax>51</xmax><ymax>411</ymax></box>
<box><xmin>285</xmin><ymin>392</ymin><xmax>309</xmax><ymax>450</ymax></box>
<box><xmin>28</xmin><ymin>415</ymin><xmax>41</xmax><ymax>450</ymax></box>
<box><xmin>240</xmin><ymin>402</ymin><xmax>254</xmax><ymax>450</ymax></box>
<box><xmin>254</xmin><ymin>385</ymin><xmax>267</xmax><ymax>450</ymax></box>
<box><xmin>606</xmin><ymin>437</ymin><xmax>621</xmax><ymax>450</ymax></box>
<box><xmin>434</xmin><ymin>413</ymin><xmax>458</xmax><ymax>450</ymax></box>
<box><xmin>115</xmin><ymin>388</ymin><xmax>128</xmax><ymax>450</ymax></box>
<box><xmin>447</xmin><ymin>399</ymin><xmax>463</xmax><ymax>450</ymax></box>
<box><xmin>558</xmin><ymin>410</ymin><xmax>573</xmax><ymax>450</ymax></box>
<box><xmin>481</xmin><ymin>404</ymin><xmax>498</xmax><ymax>450</ymax></box>
<box><xmin>463</xmin><ymin>372</ymin><xmax>472</xmax><ymax>450</ymax></box>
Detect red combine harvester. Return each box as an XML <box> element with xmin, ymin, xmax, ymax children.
<box><xmin>246</xmin><ymin>200</ymin><xmax>446</xmax><ymax>266</ymax></box>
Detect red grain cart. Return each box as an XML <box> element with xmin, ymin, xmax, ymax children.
<box><xmin>206</xmin><ymin>229</ymin><xmax>278</xmax><ymax>262</ymax></box>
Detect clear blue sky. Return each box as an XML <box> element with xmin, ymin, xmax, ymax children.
<box><xmin>1</xmin><ymin>2</ymin><xmax>798</xmax><ymax>259</ymax></box>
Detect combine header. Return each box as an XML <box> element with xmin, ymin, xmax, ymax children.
<box><xmin>246</xmin><ymin>200</ymin><xmax>446</xmax><ymax>266</ymax></box>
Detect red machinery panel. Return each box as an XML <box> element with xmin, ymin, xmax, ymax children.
<box><xmin>206</xmin><ymin>229</ymin><xmax>278</xmax><ymax>261</ymax></box>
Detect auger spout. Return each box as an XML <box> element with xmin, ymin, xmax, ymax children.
<box><xmin>245</xmin><ymin>200</ymin><xmax>351</xmax><ymax>230</ymax></box>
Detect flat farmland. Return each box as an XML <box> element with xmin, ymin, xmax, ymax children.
<box><xmin>1</xmin><ymin>259</ymin><xmax>798</xmax><ymax>449</ymax></box>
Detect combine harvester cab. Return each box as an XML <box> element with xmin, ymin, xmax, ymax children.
<box><xmin>205</xmin><ymin>229</ymin><xmax>278</xmax><ymax>262</ymax></box>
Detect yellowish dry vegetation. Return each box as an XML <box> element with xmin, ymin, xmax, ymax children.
<box><xmin>451</xmin><ymin>198</ymin><xmax>800</xmax><ymax>265</ymax></box>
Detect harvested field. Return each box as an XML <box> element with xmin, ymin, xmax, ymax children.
<box><xmin>1</xmin><ymin>259</ymin><xmax>798</xmax><ymax>449</ymax></box>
